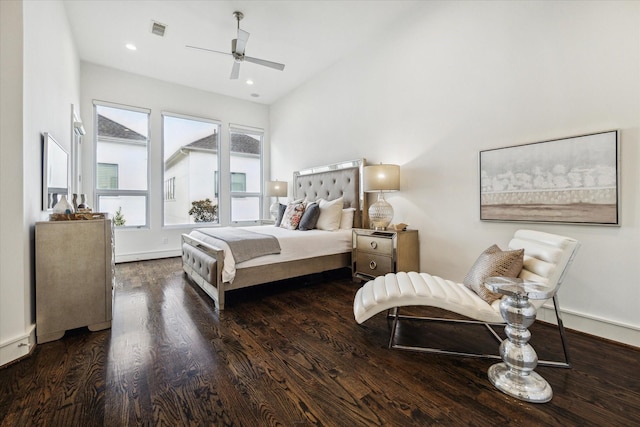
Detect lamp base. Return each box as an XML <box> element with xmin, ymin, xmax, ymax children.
<box><xmin>269</xmin><ymin>198</ymin><xmax>280</xmax><ymax>220</ymax></box>
<box><xmin>369</xmin><ymin>193</ymin><xmax>393</xmax><ymax>230</ymax></box>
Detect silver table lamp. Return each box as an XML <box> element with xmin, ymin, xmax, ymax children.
<box><xmin>265</xmin><ymin>180</ymin><xmax>287</xmax><ymax>220</ymax></box>
<box><xmin>364</xmin><ymin>164</ymin><xmax>400</xmax><ymax>230</ymax></box>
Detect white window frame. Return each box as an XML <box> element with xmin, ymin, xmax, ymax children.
<box><xmin>93</xmin><ymin>100</ymin><xmax>151</xmax><ymax>229</ymax></box>
<box><xmin>229</xmin><ymin>124</ymin><xmax>264</xmax><ymax>225</ymax></box>
<box><xmin>161</xmin><ymin>111</ymin><xmax>221</xmax><ymax>228</ymax></box>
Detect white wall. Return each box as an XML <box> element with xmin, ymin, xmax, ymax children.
<box><xmin>271</xmin><ymin>1</ymin><xmax>640</xmax><ymax>346</ymax></box>
<box><xmin>0</xmin><ymin>0</ymin><xmax>81</xmax><ymax>366</ymax></box>
<box><xmin>80</xmin><ymin>64</ymin><xmax>270</xmax><ymax>261</ymax></box>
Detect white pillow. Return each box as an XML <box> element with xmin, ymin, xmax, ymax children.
<box><xmin>339</xmin><ymin>208</ymin><xmax>356</xmax><ymax>230</ymax></box>
<box><xmin>316</xmin><ymin>197</ymin><xmax>344</xmax><ymax>231</ymax></box>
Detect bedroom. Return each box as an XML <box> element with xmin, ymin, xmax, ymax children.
<box><xmin>1</xmin><ymin>0</ymin><xmax>639</xmax><ymax>424</ymax></box>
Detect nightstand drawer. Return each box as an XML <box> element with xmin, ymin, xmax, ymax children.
<box><xmin>356</xmin><ymin>234</ymin><xmax>393</xmax><ymax>255</ymax></box>
<box><xmin>355</xmin><ymin>252</ymin><xmax>394</xmax><ymax>276</ymax></box>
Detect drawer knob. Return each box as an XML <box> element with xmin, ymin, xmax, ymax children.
<box><xmin>369</xmin><ymin>260</ymin><xmax>377</xmax><ymax>270</ymax></box>
<box><xmin>370</xmin><ymin>241</ymin><xmax>378</xmax><ymax>249</ymax></box>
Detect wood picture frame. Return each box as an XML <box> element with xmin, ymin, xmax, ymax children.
<box><xmin>480</xmin><ymin>130</ymin><xmax>619</xmax><ymax>225</ymax></box>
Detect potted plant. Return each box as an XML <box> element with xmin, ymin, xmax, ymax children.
<box><xmin>189</xmin><ymin>198</ymin><xmax>218</xmax><ymax>223</ymax></box>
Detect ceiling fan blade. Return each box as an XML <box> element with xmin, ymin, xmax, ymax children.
<box><xmin>244</xmin><ymin>56</ymin><xmax>285</xmax><ymax>71</ymax></box>
<box><xmin>230</xmin><ymin>61</ymin><xmax>241</xmax><ymax>79</ymax></box>
<box><xmin>186</xmin><ymin>45</ymin><xmax>231</xmax><ymax>57</ymax></box>
<box><xmin>235</xmin><ymin>29</ymin><xmax>250</xmax><ymax>54</ymax></box>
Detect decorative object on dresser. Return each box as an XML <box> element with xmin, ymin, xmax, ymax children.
<box><xmin>52</xmin><ymin>194</ymin><xmax>74</xmax><ymax>214</ymax></box>
<box><xmin>265</xmin><ymin>180</ymin><xmax>288</xmax><ymax>219</ymax></box>
<box><xmin>352</xmin><ymin>228</ymin><xmax>419</xmax><ymax>281</ymax></box>
<box><xmin>363</xmin><ymin>163</ymin><xmax>400</xmax><ymax>230</ymax></box>
<box><xmin>35</xmin><ymin>219</ymin><xmax>114</xmax><ymax>343</ymax></box>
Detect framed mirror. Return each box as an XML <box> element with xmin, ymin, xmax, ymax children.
<box><xmin>42</xmin><ymin>132</ymin><xmax>69</xmax><ymax>210</ymax></box>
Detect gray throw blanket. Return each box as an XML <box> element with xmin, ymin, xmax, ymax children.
<box><xmin>194</xmin><ymin>228</ymin><xmax>281</xmax><ymax>263</ymax></box>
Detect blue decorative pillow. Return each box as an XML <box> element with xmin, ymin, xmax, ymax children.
<box><xmin>299</xmin><ymin>202</ymin><xmax>320</xmax><ymax>231</ymax></box>
<box><xmin>274</xmin><ymin>203</ymin><xmax>287</xmax><ymax>227</ymax></box>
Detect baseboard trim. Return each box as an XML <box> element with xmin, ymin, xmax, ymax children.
<box><xmin>538</xmin><ymin>304</ymin><xmax>640</xmax><ymax>349</ymax></box>
<box><xmin>0</xmin><ymin>324</ymin><xmax>36</xmax><ymax>368</ymax></box>
<box><xmin>116</xmin><ymin>249</ymin><xmax>181</xmax><ymax>263</ymax></box>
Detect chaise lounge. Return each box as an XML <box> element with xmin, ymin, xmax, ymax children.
<box><xmin>353</xmin><ymin>229</ymin><xmax>580</xmax><ymax>367</ymax></box>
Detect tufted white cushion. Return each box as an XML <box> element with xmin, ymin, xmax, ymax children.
<box><xmin>354</xmin><ymin>271</ymin><xmax>506</xmax><ymax>324</ymax></box>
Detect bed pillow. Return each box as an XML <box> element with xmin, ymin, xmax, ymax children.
<box><xmin>316</xmin><ymin>197</ymin><xmax>344</xmax><ymax>231</ymax></box>
<box><xmin>339</xmin><ymin>208</ymin><xmax>356</xmax><ymax>230</ymax></box>
<box><xmin>279</xmin><ymin>201</ymin><xmax>306</xmax><ymax>230</ymax></box>
<box><xmin>274</xmin><ymin>203</ymin><xmax>287</xmax><ymax>227</ymax></box>
<box><xmin>463</xmin><ymin>244</ymin><xmax>524</xmax><ymax>304</ymax></box>
<box><xmin>298</xmin><ymin>202</ymin><xmax>320</xmax><ymax>231</ymax></box>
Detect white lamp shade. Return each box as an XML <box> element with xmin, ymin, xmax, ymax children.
<box><xmin>265</xmin><ymin>181</ymin><xmax>288</xmax><ymax>197</ymax></box>
<box><xmin>363</xmin><ymin>164</ymin><xmax>400</xmax><ymax>192</ymax></box>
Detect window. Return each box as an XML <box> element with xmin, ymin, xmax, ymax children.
<box><xmin>164</xmin><ymin>177</ymin><xmax>175</xmax><ymax>201</ymax></box>
<box><xmin>214</xmin><ymin>171</ymin><xmax>246</xmax><ymax>197</ymax></box>
<box><xmin>229</xmin><ymin>126</ymin><xmax>263</xmax><ymax>222</ymax></box>
<box><xmin>94</xmin><ymin>102</ymin><xmax>149</xmax><ymax>227</ymax></box>
<box><xmin>231</xmin><ymin>172</ymin><xmax>247</xmax><ymax>192</ymax></box>
<box><xmin>163</xmin><ymin>113</ymin><xmax>220</xmax><ymax>226</ymax></box>
<box><xmin>97</xmin><ymin>163</ymin><xmax>118</xmax><ymax>189</ymax></box>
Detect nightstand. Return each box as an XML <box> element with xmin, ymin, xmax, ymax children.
<box><xmin>352</xmin><ymin>228</ymin><xmax>419</xmax><ymax>281</ymax></box>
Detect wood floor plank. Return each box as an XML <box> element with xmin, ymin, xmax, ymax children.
<box><xmin>2</xmin><ymin>257</ymin><xmax>640</xmax><ymax>426</ymax></box>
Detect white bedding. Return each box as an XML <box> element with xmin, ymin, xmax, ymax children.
<box><xmin>189</xmin><ymin>225</ymin><xmax>352</xmax><ymax>283</ymax></box>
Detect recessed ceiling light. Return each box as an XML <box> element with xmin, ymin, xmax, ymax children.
<box><xmin>125</xmin><ymin>43</ymin><xmax>137</xmax><ymax>51</ymax></box>
<box><xmin>246</xmin><ymin>79</ymin><xmax>254</xmax><ymax>85</ymax></box>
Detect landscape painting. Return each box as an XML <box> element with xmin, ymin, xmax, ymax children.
<box><xmin>480</xmin><ymin>130</ymin><xmax>619</xmax><ymax>225</ymax></box>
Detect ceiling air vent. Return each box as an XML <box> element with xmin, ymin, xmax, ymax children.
<box><xmin>151</xmin><ymin>21</ymin><xmax>167</xmax><ymax>37</ymax></box>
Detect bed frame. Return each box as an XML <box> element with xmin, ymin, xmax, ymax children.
<box><xmin>182</xmin><ymin>159</ymin><xmax>365</xmax><ymax>309</ymax></box>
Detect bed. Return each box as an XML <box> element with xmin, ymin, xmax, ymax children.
<box><xmin>181</xmin><ymin>159</ymin><xmax>365</xmax><ymax>309</ymax></box>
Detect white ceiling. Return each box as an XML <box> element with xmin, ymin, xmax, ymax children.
<box><xmin>63</xmin><ymin>0</ymin><xmax>421</xmax><ymax>105</ymax></box>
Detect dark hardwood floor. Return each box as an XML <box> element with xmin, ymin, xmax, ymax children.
<box><xmin>2</xmin><ymin>257</ymin><xmax>639</xmax><ymax>426</ymax></box>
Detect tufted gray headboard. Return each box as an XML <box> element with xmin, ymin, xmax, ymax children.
<box><xmin>293</xmin><ymin>159</ymin><xmax>364</xmax><ymax>228</ymax></box>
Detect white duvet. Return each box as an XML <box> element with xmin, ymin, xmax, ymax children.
<box><xmin>189</xmin><ymin>225</ymin><xmax>352</xmax><ymax>283</ymax></box>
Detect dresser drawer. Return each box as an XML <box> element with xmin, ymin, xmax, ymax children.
<box><xmin>356</xmin><ymin>234</ymin><xmax>393</xmax><ymax>256</ymax></box>
<box><xmin>355</xmin><ymin>251</ymin><xmax>394</xmax><ymax>277</ymax></box>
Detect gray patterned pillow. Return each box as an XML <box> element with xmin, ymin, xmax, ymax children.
<box><xmin>463</xmin><ymin>244</ymin><xmax>524</xmax><ymax>304</ymax></box>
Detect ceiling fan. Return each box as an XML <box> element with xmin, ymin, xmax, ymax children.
<box><xmin>186</xmin><ymin>11</ymin><xmax>285</xmax><ymax>80</ymax></box>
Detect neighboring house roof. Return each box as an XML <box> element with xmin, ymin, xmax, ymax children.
<box><xmin>184</xmin><ymin>133</ymin><xmax>260</xmax><ymax>155</ymax></box>
<box><xmin>165</xmin><ymin>132</ymin><xmax>260</xmax><ymax>169</ymax></box>
<box><xmin>98</xmin><ymin>114</ymin><xmax>147</xmax><ymax>141</ymax></box>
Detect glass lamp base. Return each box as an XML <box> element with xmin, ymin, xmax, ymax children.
<box><xmin>369</xmin><ymin>193</ymin><xmax>393</xmax><ymax>230</ymax></box>
<box><xmin>269</xmin><ymin>199</ymin><xmax>280</xmax><ymax>220</ymax></box>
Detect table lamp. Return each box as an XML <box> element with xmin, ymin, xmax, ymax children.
<box><xmin>265</xmin><ymin>180</ymin><xmax>287</xmax><ymax>219</ymax></box>
<box><xmin>363</xmin><ymin>164</ymin><xmax>400</xmax><ymax>230</ymax></box>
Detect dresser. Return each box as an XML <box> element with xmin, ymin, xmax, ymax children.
<box><xmin>35</xmin><ymin>219</ymin><xmax>114</xmax><ymax>344</ymax></box>
<box><xmin>352</xmin><ymin>228</ymin><xmax>419</xmax><ymax>281</ymax></box>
